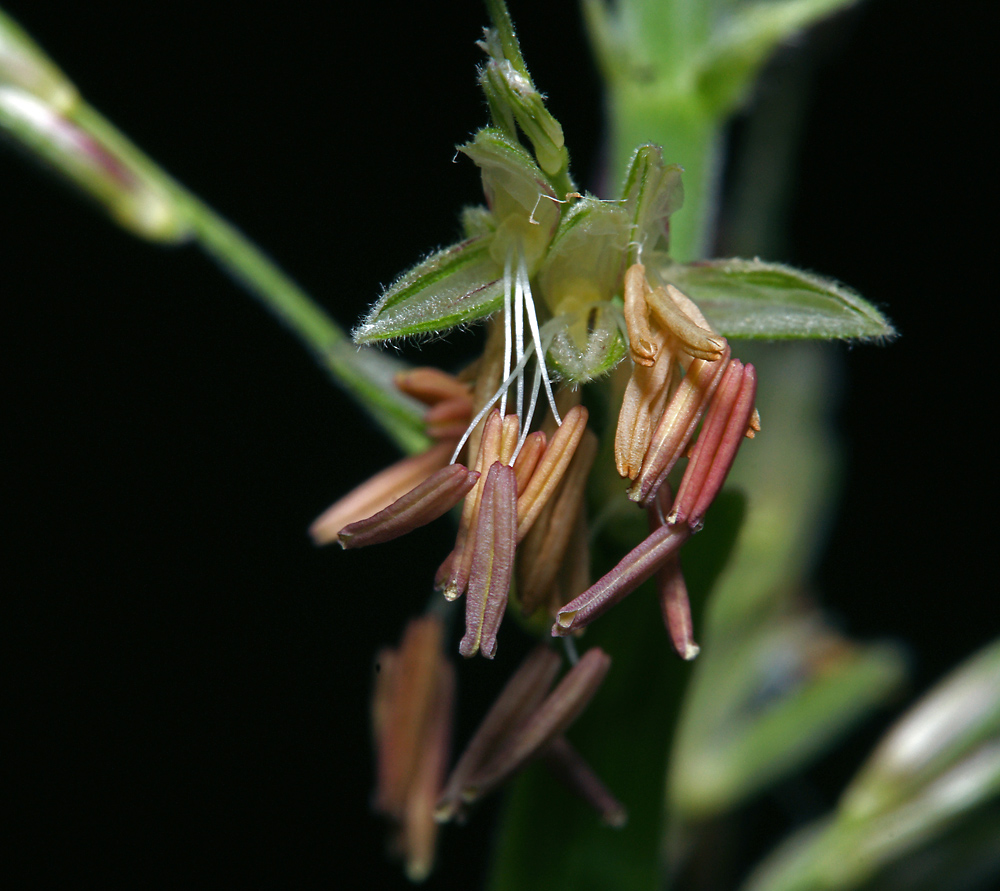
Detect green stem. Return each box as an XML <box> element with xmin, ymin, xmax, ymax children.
<box><xmin>604</xmin><ymin>88</ymin><xmax>720</xmax><ymax>261</ymax></box>
<box><xmin>71</xmin><ymin>102</ymin><xmax>429</xmax><ymax>455</ymax></box>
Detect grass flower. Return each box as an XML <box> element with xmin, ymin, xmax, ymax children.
<box><xmin>306</xmin><ymin>3</ymin><xmax>894</xmax><ymax>879</ymax></box>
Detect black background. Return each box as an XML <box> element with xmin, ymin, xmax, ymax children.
<box><xmin>4</xmin><ymin>1</ymin><xmax>995</xmax><ymax>887</ymax></box>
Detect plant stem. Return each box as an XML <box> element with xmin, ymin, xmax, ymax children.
<box><xmin>70</xmin><ymin>103</ymin><xmax>429</xmax><ymax>455</ymax></box>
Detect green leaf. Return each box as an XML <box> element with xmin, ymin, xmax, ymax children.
<box><xmin>352</xmin><ymin>237</ymin><xmax>503</xmax><ymax>343</ymax></box>
<box><xmin>662</xmin><ymin>258</ymin><xmax>895</xmax><ymax>341</ymax></box>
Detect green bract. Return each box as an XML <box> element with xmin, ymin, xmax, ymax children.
<box><xmin>620</xmin><ymin>144</ymin><xmax>684</xmax><ymax>267</ymax></box>
<box><xmin>353</xmin><ymin>12</ymin><xmax>893</xmax><ymax>375</ymax></box>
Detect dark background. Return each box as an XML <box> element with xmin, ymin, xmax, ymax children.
<box><xmin>4</xmin><ymin>1</ymin><xmax>994</xmax><ymax>887</ymax></box>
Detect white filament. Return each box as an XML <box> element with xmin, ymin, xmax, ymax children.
<box><xmin>450</xmin><ymin>248</ymin><xmax>562</xmax><ymax>466</ymax></box>
<box><xmin>500</xmin><ymin>253</ymin><xmax>513</xmax><ymax>418</ymax></box>
<box><xmin>518</xmin><ymin>254</ymin><xmax>561</xmax><ymax>426</ymax></box>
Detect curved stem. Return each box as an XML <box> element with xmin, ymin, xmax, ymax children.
<box><xmin>71</xmin><ymin>102</ymin><xmax>429</xmax><ymax>455</ymax></box>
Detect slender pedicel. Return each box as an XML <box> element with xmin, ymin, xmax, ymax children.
<box><xmin>553</xmin><ymin>522</ymin><xmax>691</xmax><ymax>636</ymax></box>
<box><xmin>542</xmin><ymin>736</ymin><xmax>627</xmax><ymax>827</ymax></box>
<box><xmin>337</xmin><ymin>464</ymin><xmax>480</xmax><ymax>549</ymax></box>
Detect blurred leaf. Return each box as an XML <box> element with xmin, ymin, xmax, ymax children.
<box><xmin>841</xmin><ymin>638</ymin><xmax>1000</xmax><ymax>821</ymax></box>
<box><xmin>696</xmin><ymin>0</ymin><xmax>862</xmax><ymax>114</ymax></box>
<box><xmin>863</xmin><ymin>803</ymin><xmax>1000</xmax><ymax>891</ymax></box>
<box><xmin>670</xmin><ymin>614</ymin><xmax>907</xmax><ymax>820</ymax></box>
<box><xmin>742</xmin><ymin>639</ymin><xmax>1000</xmax><ymax>891</ymax></box>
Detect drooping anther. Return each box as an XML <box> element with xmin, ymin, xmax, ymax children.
<box><xmin>310</xmin><ymin>440</ymin><xmax>458</xmax><ymax>546</ymax></box>
<box><xmin>553</xmin><ymin>521</ymin><xmax>691</xmax><ymax>636</ymax></box>
<box><xmin>669</xmin><ymin>361</ymin><xmax>757</xmax><ymax>531</ymax></box>
<box><xmin>337</xmin><ymin>464</ymin><xmax>480</xmax><ymax>549</ymax></box>
<box><xmin>460</xmin><ymin>461</ymin><xmax>517</xmax><ymax>659</ymax></box>
<box><xmin>627</xmin><ymin>344</ymin><xmax>731</xmax><ymax>506</ymax></box>
<box><xmin>649</xmin><ymin>486</ymin><xmax>698</xmax><ymax>660</ymax></box>
<box><xmin>438</xmin><ymin>646</ymin><xmax>613</xmax><ymax>819</ymax></box>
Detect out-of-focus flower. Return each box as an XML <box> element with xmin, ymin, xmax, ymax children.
<box><xmin>436</xmin><ymin>645</ymin><xmax>624</xmax><ymax>827</ymax></box>
<box><xmin>371</xmin><ymin>615</ymin><xmax>455</xmax><ymax>883</ymax></box>
<box><xmin>0</xmin><ymin>10</ymin><xmax>189</xmax><ymax>241</ymax></box>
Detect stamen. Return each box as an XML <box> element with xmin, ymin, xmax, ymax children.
<box><xmin>436</xmin><ymin>645</ymin><xmax>560</xmax><ymax>824</ymax></box>
<box><xmin>445</xmin><ymin>410</ymin><xmax>504</xmax><ymax>601</ymax></box>
<box><xmin>517</xmin><ymin>429</ymin><xmax>597</xmax><ymax>616</ymax></box>
<box><xmin>310</xmin><ymin>440</ymin><xmax>457</xmax><ymax>546</ymax></box>
<box><xmin>553</xmin><ymin>522</ymin><xmax>691</xmax><ymax>636</ymax></box>
<box><xmin>511</xmin><ymin>430</ymin><xmax>547</xmax><ymax>493</ymax></box>
<box><xmin>373</xmin><ymin>615</ymin><xmax>447</xmax><ymax>818</ymax></box>
<box><xmin>338</xmin><ymin>464</ymin><xmax>481</xmax><ymax>549</ymax></box>
<box><xmin>401</xmin><ymin>661</ymin><xmax>454</xmax><ymax>882</ymax></box>
<box><xmin>552</xmin><ymin>510</ymin><xmax>591</xmax><ymax>617</ymax></box>
<box><xmin>394</xmin><ymin>368</ymin><xmax>471</xmax><ymax>406</ymax></box>
<box><xmin>499</xmin><ymin>413</ymin><xmax>520</xmax><ymax>465</ymax></box>
<box><xmin>646</xmin><ymin>282</ymin><xmax>726</xmax><ymax>361</ymax></box>
<box><xmin>542</xmin><ymin>736</ymin><xmax>627</xmax><ymax>827</ymax></box>
<box><xmin>513</xmin><ymin>359</ymin><xmax>543</xmax><ymax>459</ymax></box>
<box><xmin>460</xmin><ymin>462</ymin><xmax>518</xmax><ymax>659</ymax></box>
<box><xmin>424</xmin><ymin>395</ymin><xmax>475</xmax><ymax>440</ymax></box>
<box><xmin>628</xmin><ymin>344</ymin><xmax>731</xmax><ymax>506</ymax></box>
<box><xmin>658</xmin><ymin>553</ymin><xmax>698</xmax><ymax>660</ymax></box>
<box><xmin>648</xmin><ymin>486</ymin><xmax>699</xmax><ymax>660</ymax></box>
<box><xmin>458</xmin><ymin>647</ymin><xmax>611</xmax><ymax>804</ymax></box>
<box><xmin>516</xmin><ymin>404</ymin><xmax>589</xmax><ymax>541</ymax></box>
<box><xmin>669</xmin><ymin>361</ymin><xmax>758</xmax><ymax>530</ymax></box>
<box><xmin>623</xmin><ymin>264</ymin><xmax>657</xmax><ymax>366</ymax></box>
<box><xmin>615</xmin><ymin>336</ymin><xmax>677</xmax><ymax>480</ymax></box>
<box><xmin>371</xmin><ymin>615</ymin><xmax>454</xmax><ymax>881</ymax></box>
